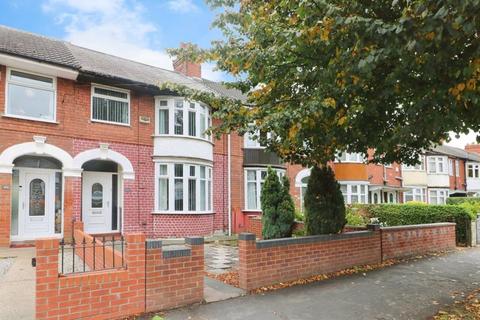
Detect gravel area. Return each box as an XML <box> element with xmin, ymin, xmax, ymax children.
<box><xmin>58</xmin><ymin>246</ymin><xmax>90</xmax><ymax>274</ymax></box>
<box><xmin>0</xmin><ymin>257</ymin><xmax>15</xmax><ymax>279</ymax></box>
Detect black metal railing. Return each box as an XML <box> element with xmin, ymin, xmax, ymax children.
<box><xmin>59</xmin><ymin>235</ymin><xmax>126</xmax><ymax>274</ymax></box>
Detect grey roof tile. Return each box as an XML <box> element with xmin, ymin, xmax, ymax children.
<box><xmin>0</xmin><ymin>25</ymin><xmax>246</xmax><ymax>100</ymax></box>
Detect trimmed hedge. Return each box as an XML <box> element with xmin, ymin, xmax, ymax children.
<box><xmin>346</xmin><ymin>204</ymin><xmax>473</xmax><ymax>244</ymax></box>
<box><xmin>446</xmin><ymin>197</ymin><xmax>480</xmax><ymax>205</ymax></box>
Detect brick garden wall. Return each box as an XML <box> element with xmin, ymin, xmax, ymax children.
<box><xmin>381</xmin><ymin>223</ymin><xmax>456</xmax><ymax>260</ymax></box>
<box><xmin>238</xmin><ymin>223</ymin><xmax>457</xmax><ymax>291</ymax></box>
<box><xmin>36</xmin><ymin>233</ymin><xmax>204</xmax><ymax>320</ymax></box>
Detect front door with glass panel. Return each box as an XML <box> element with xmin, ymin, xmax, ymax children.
<box><xmin>82</xmin><ymin>172</ymin><xmax>113</xmax><ymax>233</ymax></box>
<box><xmin>19</xmin><ymin>170</ymin><xmax>55</xmax><ymax>239</ymax></box>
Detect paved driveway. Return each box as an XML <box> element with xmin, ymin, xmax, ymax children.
<box><xmin>0</xmin><ymin>247</ymin><xmax>35</xmax><ymax>320</ymax></box>
<box><xmin>166</xmin><ymin>247</ymin><xmax>480</xmax><ymax>320</ymax></box>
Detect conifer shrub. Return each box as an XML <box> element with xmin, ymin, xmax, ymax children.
<box><xmin>304</xmin><ymin>166</ymin><xmax>346</xmax><ymax>235</ymax></box>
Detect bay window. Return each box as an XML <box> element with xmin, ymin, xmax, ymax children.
<box><xmin>336</xmin><ymin>152</ymin><xmax>364</xmax><ymax>163</ymax></box>
<box><xmin>340</xmin><ymin>183</ymin><xmax>368</xmax><ymax>204</ymax></box>
<box><xmin>155</xmin><ymin>163</ymin><xmax>212</xmax><ymax>213</ymax></box>
<box><xmin>427</xmin><ymin>156</ymin><xmax>447</xmax><ymax>174</ymax></box>
<box><xmin>245</xmin><ymin>168</ymin><xmax>285</xmax><ymax>210</ymax></box>
<box><xmin>428</xmin><ymin>189</ymin><xmax>449</xmax><ymax>205</ymax></box>
<box><xmin>402</xmin><ymin>157</ymin><xmax>425</xmax><ymax>171</ymax></box>
<box><xmin>6</xmin><ymin>68</ymin><xmax>56</xmax><ymax>122</ymax></box>
<box><xmin>155</xmin><ymin>98</ymin><xmax>211</xmax><ymax>140</ymax></box>
<box><xmin>404</xmin><ymin>187</ymin><xmax>426</xmax><ymax>203</ymax></box>
<box><xmin>91</xmin><ymin>84</ymin><xmax>130</xmax><ymax>125</ymax></box>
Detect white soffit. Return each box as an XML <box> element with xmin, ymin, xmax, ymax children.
<box><xmin>0</xmin><ymin>53</ymin><xmax>78</xmax><ymax>80</ymax></box>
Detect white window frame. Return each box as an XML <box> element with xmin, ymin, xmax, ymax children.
<box><xmin>154</xmin><ymin>97</ymin><xmax>211</xmax><ymax>141</ymax></box>
<box><xmin>402</xmin><ymin>156</ymin><xmax>425</xmax><ymax>171</ymax></box>
<box><xmin>335</xmin><ymin>152</ymin><xmax>365</xmax><ymax>163</ymax></box>
<box><xmin>153</xmin><ymin>162</ymin><xmax>213</xmax><ymax>214</ymax></box>
<box><xmin>244</xmin><ymin>130</ymin><xmax>272</xmax><ymax>149</ymax></box>
<box><xmin>427</xmin><ymin>156</ymin><xmax>448</xmax><ymax>174</ymax></box>
<box><xmin>91</xmin><ymin>83</ymin><xmax>130</xmax><ymax>126</ymax></box>
<box><xmin>244</xmin><ymin>167</ymin><xmax>286</xmax><ymax>211</ymax></box>
<box><xmin>448</xmin><ymin>159</ymin><xmax>454</xmax><ymax>176</ymax></box>
<box><xmin>339</xmin><ymin>182</ymin><xmax>369</xmax><ymax>204</ymax></box>
<box><xmin>455</xmin><ymin>160</ymin><xmax>460</xmax><ymax>177</ymax></box>
<box><xmin>467</xmin><ymin>163</ymin><xmax>480</xmax><ymax>179</ymax></box>
<box><xmin>403</xmin><ymin>187</ymin><xmax>426</xmax><ymax>203</ymax></box>
<box><xmin>428</xmin><ymin>189</ymin><xmax>449</xmax><ymax>205</ymax></box>
<box><xmin>5</xmin><ymin>67</ymin><xmax>57</xmax><ymax>123</ymax></box>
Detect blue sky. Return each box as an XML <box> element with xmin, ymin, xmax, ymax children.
<box><xmin>0</xmin><ymin>0</ymin><xmax>227</xmax><ymax>81</ymax></box>
<box><xmin>0</xmin><ymin>0</ymin><xmax>476</xmax><ymax>146</ymax></box>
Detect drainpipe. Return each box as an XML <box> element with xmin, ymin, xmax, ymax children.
<box><xmin>227</xmin><ymin>134</ymin><xmax>232</xmax><ymax>236</ymax></box>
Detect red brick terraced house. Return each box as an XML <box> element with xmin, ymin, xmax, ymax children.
<box><xmin>1</xmin><ymin>26</ymin><xmax>480</xmax><ymax>246</ymax></box>
<box><xmin>0</xmin><ymin>25</ymin><xmax>246</xmax><ymax>246</ymax></box>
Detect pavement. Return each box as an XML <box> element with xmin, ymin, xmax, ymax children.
<box><xmin>204</xmin><ymin>243</ymin><xmax>238</xmax><ymax>274</ymax></box>
<box><xmin>165</xmin><ymin>247</ymin><xmax>480</xmax><ymax>320</ymax></box>
<box><xmin>0</xmin><ymin>247</ymin><xmax>35</xmax><ymax>320</ymax></box>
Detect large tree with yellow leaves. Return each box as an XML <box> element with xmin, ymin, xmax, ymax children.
<box><xmin>167</xmin><ymin>0</ymin><xmax>480</xmax><ymax>166</ymax></box>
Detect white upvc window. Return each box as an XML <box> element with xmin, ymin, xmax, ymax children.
<box><xmin>428</xmin><ymin>189</ymin><xmax>449</xmax><ymax>205</ymax></box>
<box><xmin>155</xmin><ymin>98</ymin><xmax>211</xmax><ymax>141</ymax></box>
<box><xmin>336</xmin><ymin>152</ymin><xmax>365</xmax><ymax>163</ymax></box>
<box><xmin>155</xmin><ymin>162</ymin><xmax>212</xmax><ymax>213</ymax></box>
<box><xmin>448</xmin><ymin>159</ymin><xmax>454</xmax><ymax>176</ymax></box>
<box><xmin>427</xmin><ymin>156</ymin><xmax>447</xmax><ymax>174</ymax></box>
<box><xmin>5</xmin><ymin>68</ymin><xmax>56</xmax><ymax>122</ymax></box>
<box><xmin>245</xmin><ymin>168</ymin><xmax>285</xmax><ymax>210</ymax></box>
<box><xmin>402</xmin><ymin>156</ymin><xmax>425</xmax><ymax>171</ymax></box>
<box><xmin>339</xmin><ymin>183</ymin><xmax>368</xmax><ymax>204</ymax></box>
<box><xmin>244</xmin><ymin>130</ymin><xmax>272</xmax><ymax>148</ymax></box>
<box><xmin>455</xmin><ymin>160</ymin><xmax>460</xmax><ymax>177</ymax></box>
<box><xmin>467</xmin><ymin>163</ymin><xmax>480</xmax><ymax>178</ymax></box>
<box><xmin>404</xmin><ymin>187</ymin><xmax>426</xmax><ymax>203</ymax></box>
<box><xmin>91</xmin><ymin>84</ymin><xmax>130</xmax><ymax>125</ymax></box>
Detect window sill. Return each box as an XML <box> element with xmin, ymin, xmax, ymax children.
<box><xmin>151</xmin><ymin>211</ymin><xmax>214</xmax><ymax>215</ymax></box>
<box><xmin>152</xmin><ymin>134</ymin><xmax>214</xmax><ymax>145</ymax></box>
<box><xmin>2</xmin><ymin>114</ymin><xmax>58</xmax><ymax>124</ymax></box>
<box><xmin>91</xmin><ymin>119</ymin><xmax>131</xmax><ymax>127</ymax></box>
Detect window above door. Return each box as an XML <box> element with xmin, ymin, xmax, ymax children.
<box><xmin>91</xmin><ymin>84</ymin><xmax>130</xmax><ymax>126</ymax></box>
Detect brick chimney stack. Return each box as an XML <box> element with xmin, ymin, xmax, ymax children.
<box><xmin>465</xmin><ymin>144</ymin><xmax>480</xmax><ymax>155</ymax></box>
<box><xmin>173</xmin><ymin>43</ymin><xmax>202</xmax><ymax>78</ymax></box>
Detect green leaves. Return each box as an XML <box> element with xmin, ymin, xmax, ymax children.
<box><xmin>168</xmin><ymin>0</ymin><xmax>480</xmax><ymax>166</ymax></box>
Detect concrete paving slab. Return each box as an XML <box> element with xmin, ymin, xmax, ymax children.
<box><xmin>165</xmin><ymin>248</ymin><xmax>480</xmax><ymax>320</ymax></box>
<box><xmin>0</xmin><ymin>247</ymin><xmax>36</xmax><ymax>320</ymax></box>
<box><xmin>204</xmin><ymin>276</ymin><xmax>246</xmax><ymax>303</ymax></box>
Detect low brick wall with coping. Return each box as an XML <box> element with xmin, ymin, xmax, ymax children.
<box><xmin>238</xmin><ymin>222</ymin><xmax>456</xmax><ymax>291</ymax></box>
<box><xmin>36</xmin><ymin>233</ymin><xmax>204</xmax><ymax>320</ymax></box>
<box><xmin>381</xmin><ymin>223</ymin><xmax>456</xmax><ymax>260</ymax></box>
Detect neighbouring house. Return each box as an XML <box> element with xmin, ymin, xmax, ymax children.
<box><xmin>0</xmin><ymin>25</ymin><xmax>479</xmax><ymax>246</ymax></box>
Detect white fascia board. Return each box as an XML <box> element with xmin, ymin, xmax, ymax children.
<box><xmin>0</xmin><ymin>53</ymin><xmax>78</xmax><ymax>80</ymax></box>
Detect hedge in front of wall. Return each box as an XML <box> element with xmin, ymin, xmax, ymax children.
<box><xmin>368</xmin><ymin>204</ymin><xmax>473</xmax><ymax>244</ymax></box>
<box><xmin>446</xmin><ymin>197</ymin><xmax>480</xmax><ymax>205</ymax></box>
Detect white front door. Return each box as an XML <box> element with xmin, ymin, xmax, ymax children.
<box><xmin>82</xmin><ymin>172</ymin><xmax>113</xmax><ymax>233</ymax></box>
<box><xmin>18</xmin><ymin>169</ymin><xmax>56</xmax><ymax>239</ymax></box>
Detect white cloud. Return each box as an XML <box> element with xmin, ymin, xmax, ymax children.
<box><xmin>43</xmin><ymin>0</ymin><xmax>173</xmax><ymax>70</ymax></box>
<box><xmin>202</xmin><ymin>62</ymin><xmax>229</xmax><ymax>82</ymax></box>
<box><xmin>447</xmin><ymin>130</ymin><xmax>479</xmax><ymax>148</ymax></box>
<box><xmin>167</xmin><ymin>0</ymin><xmax>199</xmax><ymax>13</ymax></box>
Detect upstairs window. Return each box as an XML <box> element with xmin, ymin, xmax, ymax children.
<box><xmin>455</xmin><ymin>160</ymin><xmax>460</xmax><ymax>177</ymax></box>
<box><xmin>427</xmin><ymin>156</ymin><xmax>447</xmax><ymax>174</ymax></box>
<box><xmin>402</xmin><ymin>157</ymin><xmax>425</xmax><ymax>171</ymax></box>
<box><xmin>91</xmin><ymin>85</ymin><xmax>130</xmax><ymax>125</ymax></box>
<box><xmin>336</xmin><ymin>152</ymin><xmax>364</xmax><ymax>163</ymax></box>
<box><xmin>6</xmin><ymin>69</ymin><xmax>56</xmax><ymax>121</ymax></box>
<box><xmin>467</xmin><ymin>163</ymin><xmax>480</xmax><ymax>178</ymax></box>
<box><xmin>155</xmin><ymin>98</ymin><xmax>210</xmax><ymax>140</ymax></box>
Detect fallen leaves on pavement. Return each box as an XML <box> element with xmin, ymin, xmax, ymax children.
<box><xmin>205</xmin><ymin>271</ymin><xmax>240</xmax><ymax>287</ymax></box>
<box><xmin>434</xmin><ymin>287</ymin><xmax>480</xmax><ymax>320</ymax></box>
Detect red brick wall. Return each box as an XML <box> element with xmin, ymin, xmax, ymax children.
<box><xmin>381</xmin><ymin>223</ymin><xmax>456</xmax><ymax>260</ymax></box>
<box><xmin>449</xmin><ymin>158</ymin><xmax>466</xmax><ymax>191</ymax></box>
<box><xmin>36</xmin><ymin>234</ymin><xmax>204</xmax><ymax>319</ymax></box>
<box><xmin>152</xmin><ymin>214</ymin><xmax>214</xmax><ymax>237</ymax></box>
<box><xmin>245</xmin><ymin>215</ymin><xmax>262</xmax><ymax>239</ymax></box>
<box><xmin>238</xmin><ymin>230</ymin><xmax>381</xmax><ymax>290</ymax></box>
<box><xmin>0</xmin><ymin>173</ymin><xmax>12</xmax><ymax>247</ymax></box>
<box><xmin>238</xmin><ymin>223</ymin><xmax>457</xmax><ymax>291</ymax></box>
<box><xmin>145</xmin><ymin>238</ymin><xmax>204</xmax><ymax>311</ymax></box>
